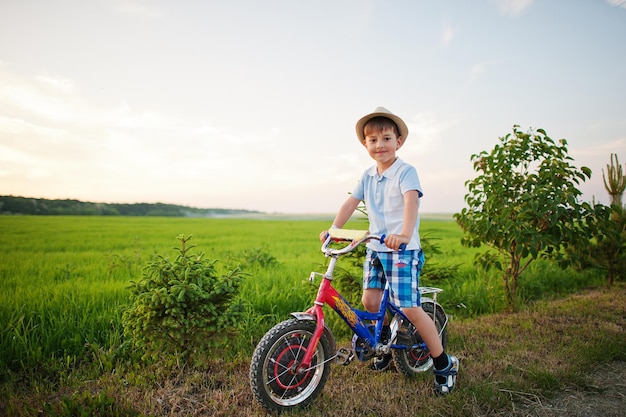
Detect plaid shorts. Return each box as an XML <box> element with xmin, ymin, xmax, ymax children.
<box><xmin>363</xmin><ymin>249</ymin><xmax>425</xmax><ymax>308</ymax></box>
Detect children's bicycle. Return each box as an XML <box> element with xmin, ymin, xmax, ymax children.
<box><xmin>249</xmin><ymin>228</ymin><xmax>449</xmax><ymax>413</ymax></box>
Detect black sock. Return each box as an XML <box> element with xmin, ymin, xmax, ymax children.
<box><xmin>433</xmin><ymin>352</ymin><xmax>449</xmax><ymax>370</ymax></box>
<box><xmin>433</xmin><ymin>352</ymin><xmax>450</xmax><ymax>384</ymax></box>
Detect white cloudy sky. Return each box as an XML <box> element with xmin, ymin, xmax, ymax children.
<box><xmin>1</xmin><ymin>0</ymin><xmax>625</xmax><ymax>214</ymax></box>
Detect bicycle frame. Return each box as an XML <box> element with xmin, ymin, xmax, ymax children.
<box><xmin>293</xmin><ymin>231</ymin><xmax>435</xmax><ymax>372</ymax></box>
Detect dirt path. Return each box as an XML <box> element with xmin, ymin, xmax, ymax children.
<box><xmin>509</xmin><ymin>361</ymin><xmax>626</xmax><ymax>417</ymax></box>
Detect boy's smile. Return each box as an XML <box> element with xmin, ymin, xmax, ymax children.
<box><xmin>363</xmin><ymin>127</ymin><xmax>403</xmax><ymax>172</ymax></box>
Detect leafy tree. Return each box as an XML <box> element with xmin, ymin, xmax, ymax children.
<box><xmin>122</xmin><ymin>235</ymin><xmax>245</xmax><ymax>361</ymax></box>
<box><xmin>454</xmin><ymin>125</ymin><xmax>595</xmax><ymax>310</ymax></box>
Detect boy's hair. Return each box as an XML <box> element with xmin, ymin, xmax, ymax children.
<box><xmin>362</xmin><ymin>116</ymin><xmax>400</xmax><ymax>141</ymax></box>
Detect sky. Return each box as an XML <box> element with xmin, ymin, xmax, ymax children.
<box><xmin>1</xmin><ymin>0</ymin><xmax>625</xmax><ymax>214</ymax></box>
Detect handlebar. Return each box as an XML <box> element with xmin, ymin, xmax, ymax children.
<box><xmin>321</xmin><ymin>229</ymin><xmax>406</xmax><ymax>256</ymax></box>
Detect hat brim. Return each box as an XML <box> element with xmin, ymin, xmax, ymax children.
<box><xmin>355</xmin><ymin>108</ymin><xmax>409</xmax><ymax>144</ymax></box>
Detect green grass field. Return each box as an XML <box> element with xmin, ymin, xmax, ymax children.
<box><xmin>0</xmin><ymin>215</ymin><xmax>622</xmax><ymax>416</ymax></box>
<box><xmin>0</xmin><ymin>216</ymin><xmax>321</xmax><ymax>372</ymax></box>
<box><xmin>0</xmin><ymin>215</ymin><xmax>607</xmax><ymax>374</ymax></box>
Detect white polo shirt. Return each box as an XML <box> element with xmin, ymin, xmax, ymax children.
<box><xmin>351</xmin><ymin>158</ymin><xmax>423</xmax><ymax>252</ymax></box>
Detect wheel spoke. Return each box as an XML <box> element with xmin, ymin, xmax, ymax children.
<box><xmin>266</xmin><ymin>357</ymin><xmax>292</xmax><ymax>385</ymax></box>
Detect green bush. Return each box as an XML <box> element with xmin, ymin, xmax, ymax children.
<box><xmin>238</xmin><ymin>246</ymin><xmax>279</xmax><ymax>269</ymax></box>
<box><xmin>122</xmin><ymin>235</ymin><xmax>245</xmax><ymax>361</ymax></box>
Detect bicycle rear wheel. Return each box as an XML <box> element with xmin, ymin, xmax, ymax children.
<box><xmin>249</xmin><ymin>319</ymin><xmax>332</xmax><ymax>413</ymax></box>
<box><xmin>392</xmin><ymin>302</ymin><xmax>448</xmax><ymax>376</ymax></box>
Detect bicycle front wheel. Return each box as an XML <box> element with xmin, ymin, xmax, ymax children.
<box><xmin>249</xmin><ymin>319</ymin><xmax>332</xmax><ymax>413</ymax></box>
<box><xmin>392</xmin><ymin>301</ymin><xmax>448</xmax><ymax>376</ymax></box>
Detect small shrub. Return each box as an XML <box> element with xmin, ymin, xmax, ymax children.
<box><xmin>122</xmin><ymin>235</ymin><xmax>245</xmax><ymax>361</ymax></box>
<box><xmin>239</xmin><ymin>247</ymin><xmax>279</xmax><ymax>269</ymax></box>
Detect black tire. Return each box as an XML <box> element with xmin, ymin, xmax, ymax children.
<box><xmin>249</xmin><ymin>319</ymin><xmax>332</xmax><ymax>413</ymax></box>
<box><xmin>392</xmin><ymin>302</ymin><xmax>448</xmax><ymax>376</ymax></box>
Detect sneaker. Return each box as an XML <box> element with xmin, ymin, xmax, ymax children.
<box><xmin>370</xmin><ymin>353</ymin><xmax>393</xmax><ymax>371</ymax></box>
<box><xmin>433</xmin><ymin>355</ymin><xmax>459</xmax><ymax>395</ymax></box>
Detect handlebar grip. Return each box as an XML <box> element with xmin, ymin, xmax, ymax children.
<box><xmin>379</xmin><ymin>234</ymin><xmax>407</xmax><ymax>251</ymax></box>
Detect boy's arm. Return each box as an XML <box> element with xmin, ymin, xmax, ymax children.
<box><xmin>384</xmin><ymin>190</ymin><xmax>419</xmax><ymax>250</ymax></box>
<box><xmin>331</xmin><ymin>195</ymin><xmax>361</xmax><ymax>228</ymax></box>
<box><xmin>401</xmin><ymin>190</ymin><xmax>419</xmax><ymax>237</ymax></box>
<box><xmin>319</xmin><ymin>196</ymin><xmax>361</xmax><ymax>242</ymax></box>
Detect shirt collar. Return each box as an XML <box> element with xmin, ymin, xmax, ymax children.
<box><xmin>366</xmin><ymin>157</ymin><xmax>403</xmax><ymax>179</ymax></box>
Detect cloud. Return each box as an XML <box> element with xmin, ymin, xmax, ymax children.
<box><xmin>34</xmin><ymin>75</ymin><xmax>76</xmax><ymax>95</ymax></box>
<box><xmin>607</xmin><ymin>0</ymin><xmax>626</xmax><ymax>9</ymax></box>
<box><xmin>0</xmin><ymin>70</ymin><xmax>90</xmax><ymax>125</ymax></box>
<box><xmin>409</xmin><ymin>112</ymin><xmax>449</xmax><ymax>139</ymax></box>
<box><xmin>441</xmin><ymin>22</ymin><xmax>455</xmax><ymax>47</ymax></box>
<box><xmin>0</xmin><ymin>67</ymin><xmax>225</xmax><ymax>195</ymax></box>
<box><xmin>469</xmin><ymin>61</ymin><xmax>495</xmax><ymax>81</ymax></box>
<box><xmin>403</xmin><ymin>111</ymin><xmax>461</xmax><ymax>157</ymax></box>
<box><xmin>0</xmin><ymin>116</ymin><xmax>65</xmax><ymax>138</ymax></box>
<box><xmin>493</xmin><ymin>0</ymin><xmax>533</xmax><ymax>17</ymax></box>
<box><xmin>570</xmin><ymin>137</ymin><xmax>626</xmax><ymax>158</ymax></box>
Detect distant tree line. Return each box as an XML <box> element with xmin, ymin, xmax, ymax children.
<box><xmin>0</xmin><ymin>195</ymin><xmax>261</xmax><ymax>217</ymax></box>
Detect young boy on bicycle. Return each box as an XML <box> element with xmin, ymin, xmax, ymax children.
<box><xmin>320</xmin><ymin>106</ymin><xmax>459</xmax><ymax>394</ymax></box>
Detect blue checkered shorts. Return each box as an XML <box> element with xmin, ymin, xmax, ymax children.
<box><xmin>363</xmin><ymin>249</ymin><xmax>425</xmax><ymax>308</ymax></box>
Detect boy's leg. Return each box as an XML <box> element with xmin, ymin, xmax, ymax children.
<box><xmin>362</xmin><ymin>250</ymin><xmax>385</xmax><ymax>313</ymax></box>
<box><xmin>361</xmin><ymin>288</ymin><xmax>384</xmax><ymax>315</ymax></box>
<box><xmin>401</xmin><ymin>306</ymin><xmax>443</xmax><ymax>357</ymax></box>
<box><xmin>403</xmin><ymin>306</ymin><xmax>458</xmax><ymax>393</ymax></box>
<box><xmin>362</xmin><ymin>288</ymin><xmax>392</xmax><ymax>371</ymax></box>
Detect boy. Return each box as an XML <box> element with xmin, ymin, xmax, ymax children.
<box><xmin>320</xmin><ymin>107</ymin><xmax>459</xmax><ymax>394</ymax></box>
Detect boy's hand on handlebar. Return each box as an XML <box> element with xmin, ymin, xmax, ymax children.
<box><xmin>384</xmin><ymin>234</ymin><xmax>409</xmax><ymax>251</ymax></box>
<box><xmin>319</xmin><ymin>230</ymin><xmax>329</xmax><ymax>243</ymax></box>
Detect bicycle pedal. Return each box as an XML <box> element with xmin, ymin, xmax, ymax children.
<box><xmin>335</xmin><ymin>347</ymin><xmax>354</xmax><ymax>365</ymax></box>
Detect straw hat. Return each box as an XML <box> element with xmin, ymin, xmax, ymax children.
<box><xmin>355</xmin><ymin>106</ymin><xmax>409</xmax><ymax>144</ymax></box>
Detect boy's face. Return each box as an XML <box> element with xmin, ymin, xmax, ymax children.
<box><xmin>363</xmin><ymin>126</ymin><xmax>403</xmax><ymax>170</ymax></box>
